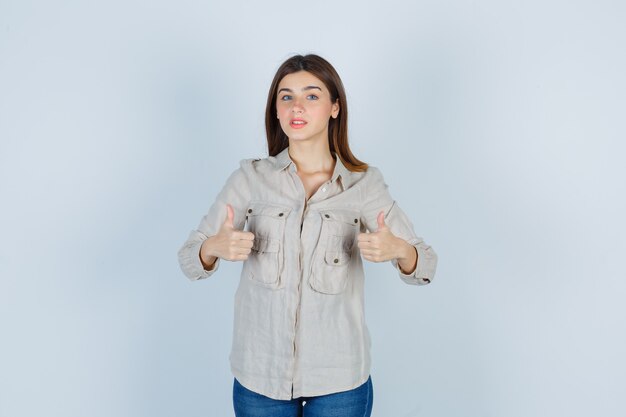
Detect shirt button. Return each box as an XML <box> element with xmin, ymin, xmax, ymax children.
<box><xmin>324</xmin><ymin>214</ymin><xmax>330</xmax><ymax>218</ymax></box>
<box><xmin>322</xmin><ymin>187</ymin><xmax>327</xmax><ymax>192</ymax></box>
<box><xmin>333</xmin><ymin>258</ymin><xmax>339</xmax><ymax>263</ymax></box>
<box><xmin>247</xmin><ymin>209</ymin><xmax>252</xmax><ymax>213</ymax></box>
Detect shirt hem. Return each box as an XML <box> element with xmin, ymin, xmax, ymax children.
<box><xmin>292</xmin><ymin>372</ymin><xmax>371</xmax><ymax>398</ymax></box>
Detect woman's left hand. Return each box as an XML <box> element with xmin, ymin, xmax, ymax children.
<box><xmin>357</xmin><ymin>211</ymin><xmax>410</xmax><ymax>263</ymax></box>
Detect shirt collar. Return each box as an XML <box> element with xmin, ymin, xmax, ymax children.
<box><xmin>273</xmin><ymin>146</ymin><xmax>293</xmax><ymax>171</ymax></box>
<box><xmin>272</xmin><ymin>146</ymin><xmax>353</xmax><ymax>190</ymax></box>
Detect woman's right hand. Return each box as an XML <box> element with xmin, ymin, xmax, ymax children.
<box><xmin>200</xmin><ymin>204</ymin><xmax>254</xmax><ymax>268</ymax></box>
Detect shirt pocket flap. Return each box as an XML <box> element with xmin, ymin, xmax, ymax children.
<box><xmin>324</xmin><ymin>250</ymin><xmax>351</xmax><ymax>266</ymax></box>
<box><xmin>247</xmin><ymin>202</ymin><xmax>292</xmax><ymax>219</ymax></box>
<box><xmin>318</xmin><ymin>209</ymin><xmax>360</xmax><ymax>226</ymax></box>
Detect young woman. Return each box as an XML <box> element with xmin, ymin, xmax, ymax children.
<box><xmin>178</xmin><ymin>53</ymin><xmax>438</xmax><ymax>417</ymax></box>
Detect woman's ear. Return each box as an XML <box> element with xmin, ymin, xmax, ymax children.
<box><xmin>332</xmin><ymin>99</ymin><xmax>340</xmax><ymax>119</ymax></box>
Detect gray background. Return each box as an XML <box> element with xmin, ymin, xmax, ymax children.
<box><xmin>1</xmin><ymin>1</ymin><xmax>624</xmax><ymax>416</ymax></box>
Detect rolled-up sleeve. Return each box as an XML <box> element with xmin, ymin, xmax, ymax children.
<box><xmin>360</xmin><ymin>166</ymin><xmax>438</xmax><ymax>286</ymax></box>
<box><xmin>177</xmin><ymin>160</ymin><xmax>252</xmax><ymax>281</ymax></box>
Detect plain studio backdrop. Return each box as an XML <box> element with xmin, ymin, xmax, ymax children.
<box><xmin>1</xmin><ymin>1</ymin><xmax>624</xmax><ymax>416</ymax></box>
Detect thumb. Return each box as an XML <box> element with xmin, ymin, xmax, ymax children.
<box><xmin>223</xmin><ymin>203</ymin><xmax>235</xmax><ymax>229</ymax></box>
<box><xmin>376</xmin><ymin>211</ymin><xmax>387</xmax><ymax>231</ymax></box>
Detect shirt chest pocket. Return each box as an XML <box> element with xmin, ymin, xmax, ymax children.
<box><xmin>243</xmin><ymin>202</ymin><xmax>292</xmax><ymax>289</ymax></box>
<box><xmin>309</xmin><ymin>208</ymin><xmax>360</xmax><ymax>295</ymax></box>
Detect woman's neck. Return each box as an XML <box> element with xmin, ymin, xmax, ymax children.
<box><xmin>287</xmin><ymin>142</ymin><xmax>335</xmax><ymax>175</ymax></box>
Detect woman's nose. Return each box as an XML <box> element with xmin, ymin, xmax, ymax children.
<box><xmin>291</xmin><ymin>100</ymin><xmax>304</xmax><ymax>114</ymax></box>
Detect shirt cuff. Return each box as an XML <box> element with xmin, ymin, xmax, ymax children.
<box><xmin>391</xmin><ymin>241</ymin><xmax>437</xmax><ymax>286</ymax></box>
<box><xmin>185</xmin><ymin>239</ymin><xmax>221</xmax><ymax>280</ymax></box>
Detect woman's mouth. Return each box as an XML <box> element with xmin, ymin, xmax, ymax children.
<box><xmin>290</xmin><ymin>119</ymin><xmax>307</xmax><ymax>129</ymax></box>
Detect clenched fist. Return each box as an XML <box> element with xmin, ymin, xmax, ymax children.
<box><xmin>200</xmin><ymin>204</ymin><xmax>255</xmax><ymax>269</ymax></box>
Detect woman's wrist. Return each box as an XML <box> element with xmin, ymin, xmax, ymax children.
<box><xmin>396</xmin><ymin>241</ymin><xmax>418</xmax><ymax>275</ymax></box>
<box><xmin>200</xmin><ymin>237</ymin><xmax>218</xmax><ymax>270</ymax></box>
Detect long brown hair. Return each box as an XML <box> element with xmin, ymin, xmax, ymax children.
<box><xmin>264</xmin><ymin>54</ymin><xmax>368</xmax><ymax>172</ymax></box>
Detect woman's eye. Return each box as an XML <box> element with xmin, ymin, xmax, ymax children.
<box><xmin>280</xmin><ymin>95</ymin><xmax>292</xmax><ymax>101</ymax></box>
<box><xmin>307</xmin><ymin>95</ymin><xmax>319</xmax><ymax>100</ymax></box>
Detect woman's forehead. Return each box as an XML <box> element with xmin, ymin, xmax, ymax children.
<box><xmin>278</xmin><ymin>71</ymin><xmax>326</xmax><ymax>91</ymax></box>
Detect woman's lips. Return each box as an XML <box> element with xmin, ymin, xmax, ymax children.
<box><xmin>290</xmin><ymin>120</ymin><xmax>307</xmax><ymax>129</ymax></box>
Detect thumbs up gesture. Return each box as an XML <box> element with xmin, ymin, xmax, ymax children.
<box><xmin>200</xmin><ymin>204</ymin><xmax>255</xmax><ymax>266</ymax></box>
<box><xmin>357</xmin><ymin>211</ymin><xmax>405</xmax><ymax>263</ymax></box>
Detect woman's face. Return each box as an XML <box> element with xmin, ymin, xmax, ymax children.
<box><xmin>276</xmin><ymin>70</ymin><xmax>339</xmax><ymax>144</ymax></box>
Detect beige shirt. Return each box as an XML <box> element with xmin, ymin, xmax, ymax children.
<box><xmin>177</xmin><ymin>146</ymin><xmax>438</xmax><ymax>400</ymax></box>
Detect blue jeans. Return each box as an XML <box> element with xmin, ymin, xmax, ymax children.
<box><xmin>232</xmin><ymin>376</ymin><xmax>374</xmax><ymax>417</ymax></box>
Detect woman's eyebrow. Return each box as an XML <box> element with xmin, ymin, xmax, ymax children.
<box><xmin>278</xmin><ymin>85</ymin><xmax>322</xmax><ymax>94</ymax></box>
